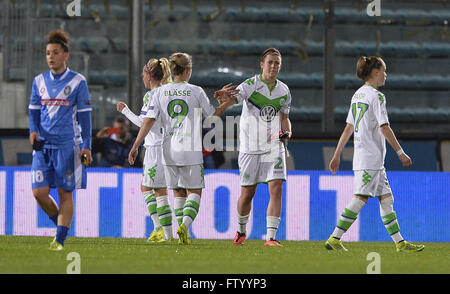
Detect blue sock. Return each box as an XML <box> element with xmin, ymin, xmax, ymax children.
<box><xmin>49</xmin><ymin>214</ymin><xmax>58</xmax><ymax>226</ymax></box>
<box><xmin>56</xmin><ymin>226</ymin><xmax>69</xmax><ymax>246</ymax></box>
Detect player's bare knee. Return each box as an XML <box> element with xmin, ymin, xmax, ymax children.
<box><xmin>32</xmin><ymin>187</ymin><xmax>49</xmax><ymax>201</ymax></box>
<box><xmin>268</xmin><ymin>180</ymin><xmax>283</xmax><ymax>195</ymax></box>
<box><xmin>240</xmin><ymin>186</ymin><xmax>256</xmax><ymax>201</ymax></box>
<box><xmin>354</xmin><ymin>195</ymin><xmax>369</xmax><ymax>203</ymax></box>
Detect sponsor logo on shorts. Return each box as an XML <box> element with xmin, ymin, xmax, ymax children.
<box><xmin>66</xmin><ymin>170</ymin><xmax>74</xmax><ymax>185</ymax></box>
<box><xmin>362</xmin><ymin>170</ymin><xmax>372</xmax><ymax>187</ymax></box>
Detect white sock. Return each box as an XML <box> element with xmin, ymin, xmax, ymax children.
<box><xmin>380</xmin><ymin>196</ymin><xmax>404</xmax><ymax>243</ymax></box>
<box><xmin>143</xmin><ymin>190</ymin><xmax>160</xmax><ymax>230</ymax></box>
<box><xmin>266</xmin><ymin>216</ymin><xmax>281</xmax><ymax>241</ymax></box>
<box><xmin>182</xmin><ymin>193</ymin><xmax>201</xmax><ymax>229</ymax></box>
<box><xmin>332</xmin><ymin>197</ymin><xmax>366</xmax><ymax>239</ymax></box>
<box><xmin>156</xmin><ymin>195</ymin><xmax>173</xmax><ymax>239</ymax></box>
<box><xmin>237</xmin><ymin>212</ymin><xmax>250</xmax><ymax>235</ymax></box>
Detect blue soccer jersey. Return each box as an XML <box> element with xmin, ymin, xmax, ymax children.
<box><xmin>29</xmin><ymin>68</ymin><xmax>91</xmax><ymax>190</ymax></box>
<box><xmin>28</xmin><ymin>68</ymin><xmax>92</xmax><ymax>149</ymax></box>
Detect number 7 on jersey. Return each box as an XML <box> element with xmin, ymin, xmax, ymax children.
<box><xmin>351</xmin><ymin>102</ymin><xmax>369</xmax><ymax>132</ymax></box>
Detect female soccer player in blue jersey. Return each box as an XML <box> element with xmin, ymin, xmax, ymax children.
<box><xmin>28</xmin><ymin>29</ymin><xmax>92</xmax><ymax>251</ymax></box>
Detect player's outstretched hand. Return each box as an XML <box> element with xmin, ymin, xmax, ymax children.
<box><xmin>329</xmin><ymin>156</ymin><xmax>340</xmax><ymax>175</ymax></box>
<box><xmin>399</xmin><ymin>153</ymin><xmax>412</xmax><ymax>167</ymax></box>
<box><xmin>128</xmin><ymin>147</ymin><xmax>138</xmax><ymax>165</ymax></box>
<box><xmin>214</xmin><ymin>83</ymin><xmax>239</xmax><ymax>103</ymax></box>
<box><xmin>117</xmin><ymin>101</ymin><xmax>127</xmax><ymax>113</ymax></box>
<box><xmin>79</xmin><ymin>149</ymin><xmax>93</xmax><ymax>166</ymax></box>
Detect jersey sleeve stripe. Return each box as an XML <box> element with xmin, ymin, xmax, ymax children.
<box><xmin>77</xmin><ymin>108</ymin><xmax>92</xmax><ymax>112</ymax></box>
<box><xmin>28</xmin><ymin>105</ymin><xmax>41</xmax><ymax>110</ymax></box>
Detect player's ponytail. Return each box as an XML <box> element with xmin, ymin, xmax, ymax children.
<box><xmin>169</xmin><ymin>52</ymin><xmax>192</xmax><ymax>76</ymax></box>
<box><xmin>356</xmin><ymin>56</ymin><xmax>383</xmax><ymax>81</ymax></box>
<box><xmin>159</xmin><ymin>58</ymin><xmax>172</xmax><ymax>85</ymax></box>
<box><xmin>46</xmin><ymin>29</ymin><xmax>70</xmax><ymax>52</ymax></box>
<box><xmin>144</xmin><ymin>57</ymin><xmax>173</xmax><ymax>85</ymax></box>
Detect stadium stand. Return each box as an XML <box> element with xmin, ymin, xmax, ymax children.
<box><xmin>1</xmin><ymin>0</ymin><xmax>449</xmax><ymax>133</ymax></box>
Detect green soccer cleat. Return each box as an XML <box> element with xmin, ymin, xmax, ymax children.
<box><xmin>147</xmin><ymin>226</ymin><xmax>165</xmax><ymax>243</ymax></box>
<box><xmin>395</xmin><ymin>240</ymin><xmax>425</xmax><ymax>252</ymax></box>
<box><xmin>324</xmin><ymin>235</ymin><xmax>348</xmax><ymax>251</ymax></box>
<box><xmin>49</xmin><ymin>239</ymin><xmax>64</xmax><ymax>251</ymax></box>
<box><xmin>177</xmin><ymin>224</ymin><xmax>188</xmax><ymax>245</ymax></box>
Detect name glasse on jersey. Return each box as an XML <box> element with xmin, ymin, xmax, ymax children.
<box><xmin>40</xmin><ymin>98</ymin><xmax>70</xmax><ymax>107</ymax></box>
<box><xmin>164</xmin><ymin>89</ymin><xmax>191</xmax><ymax>96</ymax></box>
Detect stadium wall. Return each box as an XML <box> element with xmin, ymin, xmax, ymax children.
<box><xmin>0</xmin><ymin>167</ymin><xmax>448</xmax><ymax>242</ymax></box>
<box><xmin>0</xmin><ymin>136</ymin><xmax>445</xmax><ymax>171</ymax></box>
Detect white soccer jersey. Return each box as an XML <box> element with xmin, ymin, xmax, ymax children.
<box><xmin>122</xmin><ymin>89</ymin><xmax>164</xmax><ymax>147</ymax></box>
<box><xmin>346</xmin><ymin>84</ymin><xmax>390</xmax><ymax>170</ymax></box>
<box><xmin>145</xmin><ymin>81</ymin><xmax>216</xmax><ymax>166</ymax></box>
<box><xmin>235</xmin><ymin>74</ymin><xmax>292</xmax><ymax>154</ymax></box>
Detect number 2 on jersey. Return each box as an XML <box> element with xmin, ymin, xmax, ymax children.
<box><xmin>167</xmin><ymin>99</ymin><xmax>188</xmax><ymax>128</ymax></box>
<box><xmin>352</xmin><ymin>102</ymin><xmax>369</xmax><ymax>132</ymax></box>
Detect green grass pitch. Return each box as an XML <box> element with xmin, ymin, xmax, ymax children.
<box><xmin>0</xmin><ymin>235</ymin><xmax>448</xmax><ymax>274</ymax></box>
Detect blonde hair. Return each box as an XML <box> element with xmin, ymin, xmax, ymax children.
<box><xmin>143</xmin><ymin>57</ymin><xmax>172</xmax><ymax>85</ymax></box>
<box><xmin>169</xmin><ymin>52</ymin><xmax>192</xmax><ymax>76</ymax></box>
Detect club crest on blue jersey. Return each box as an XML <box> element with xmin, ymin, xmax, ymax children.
<box><xmin>64</xmin><ymin>85</ymin><xmax>72</xmax><ymax>95</ymax></box>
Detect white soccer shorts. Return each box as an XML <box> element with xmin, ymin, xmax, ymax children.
<box><xmin>238</xmin><ymin>149</ymin><xmax>287</xmax><ymax>186</ymax></box>
<box><xmin>142</xmin><ymin>146</ymin><xmax>167</xmax><ymax>189</ymax></box>
<box><xmin>353</xmin><ymin>169</ymin><xmax>392</xmax><ymax>197</ymax></box>
<box><xmin>163</xmin><ymin>164</ymin><xmax>205</xmax><ymax>190</ymax></box>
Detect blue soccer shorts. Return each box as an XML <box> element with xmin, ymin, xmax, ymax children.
<box><xmin>31</xmin><ymin>145</ymin><xmax>87</xmax><ymax>191</ymax></box>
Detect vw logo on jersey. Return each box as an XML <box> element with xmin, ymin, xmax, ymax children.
<box><xmin>260</xmin><ymin>105</ymin><xmax>277</xmax><ymax>122</ymax></box>
<box><xmin>64</xmin><ymin>85</ymin><xmax>72</xmax><ymax>96</ymax></box>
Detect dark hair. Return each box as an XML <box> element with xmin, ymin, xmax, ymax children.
<box><xmin>115</xmin><ymin>117</ymin><xmax>129</xmax><ymax>126</ymax></box>
<box><xmin>260</xmin><ymin>48</ymin><xmax>281</xmax><ymax>62</ymax></box>
<box><xmin>356</xmin><ymin>56</ymin><xmax>384</xmax><ymax>81</ymax></box>
<box><xmin>46</xmin><ymin>29</ymin><xmax>70</xmax><ymax>52</ymax></box>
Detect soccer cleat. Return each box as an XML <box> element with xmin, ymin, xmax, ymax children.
<box><xmin>177</xmin><ymin>224</ymin><xmax>188</xmax><ymax>245</ymax></box>
<box><xmin>395</xmin><ymin>240</ymin><xmax>425</xmax><ymax>252</ymax></box>
<box><xmin>232</xmin><ymin>231</ymin><xmax>246</xmax><ymax>245</ymax></box>
<box><xmin>264</xmin><ymin>238</ymin><xmax>282</xmax><ymax>247</ymax></box>
<box><xmin>325</xmin><ymin>235</ymin><xmax>348</xmax><ymax>251</ymax></box>
<box><xmin>147</xmin><ymin>227</ymin><xmax>165</xmax><ymax>243</ymax></box>
<box><xmin>49</xmin><ymin>239</ymin><xmax>64</xmax><ymax>251</ymax></box>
